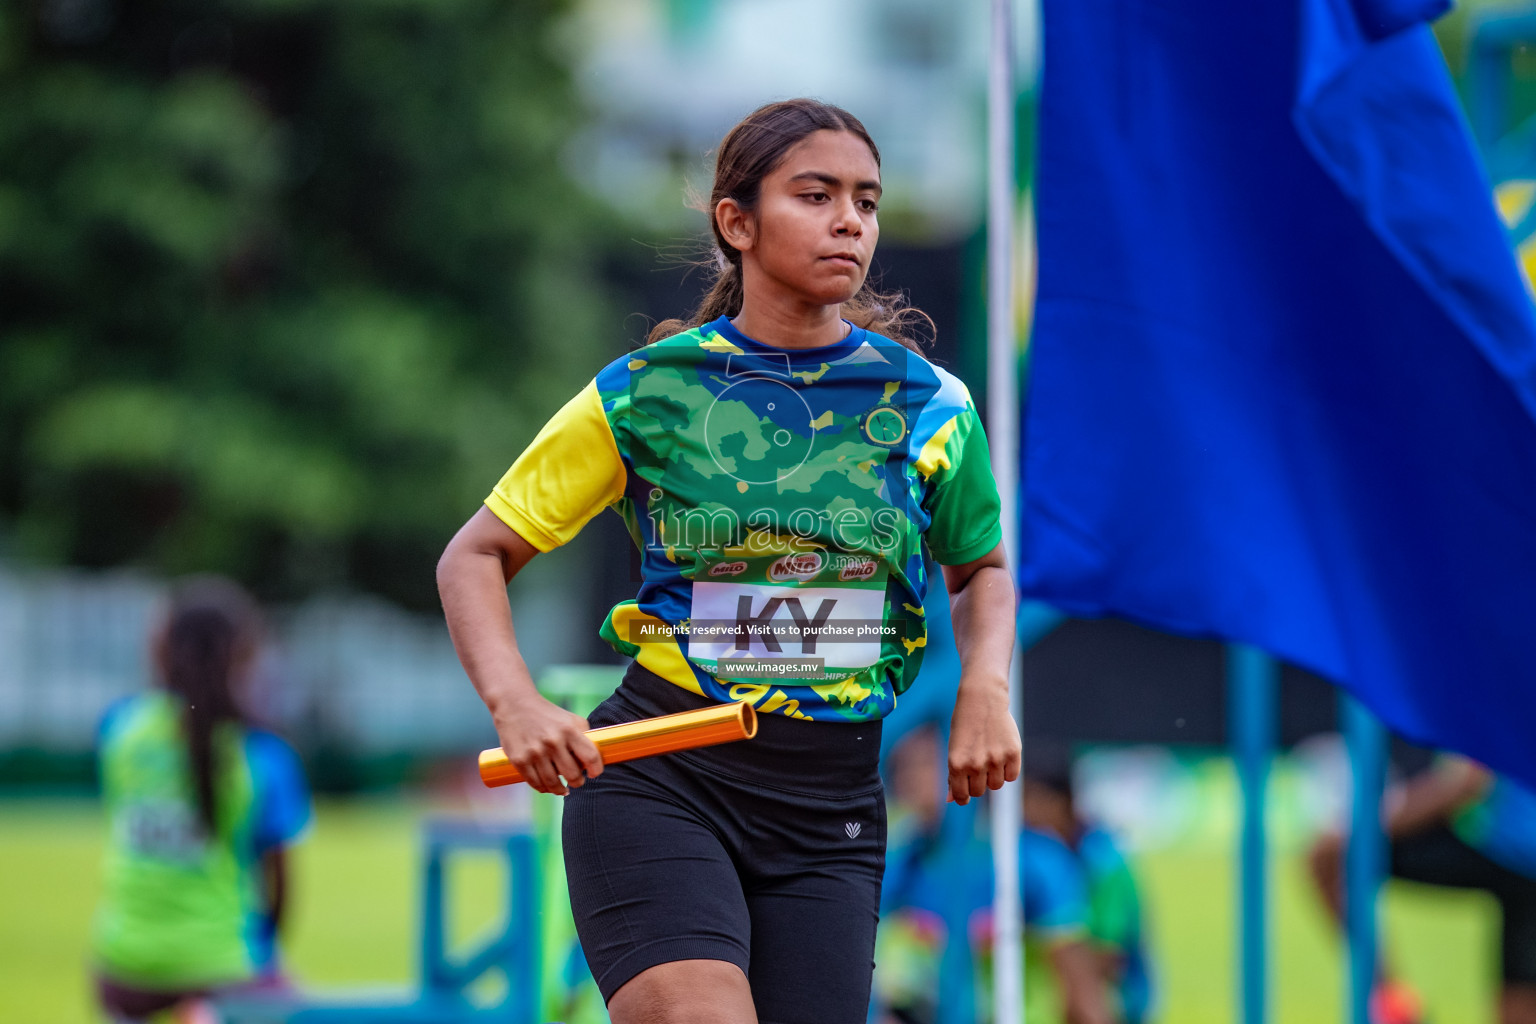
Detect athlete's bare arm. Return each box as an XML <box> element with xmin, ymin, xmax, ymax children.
<box><xmin>1048</xmin><ymin>939</ymin><xmax>1116</xmax><ymax>1024</ymax></box>
<box><xmin>1382</xmin><ymin>755</ymin><xmax>1492</xmax><ymax>838</ymax></box>
<box><xmin>261</xmin><ymin>848</ymin><xmax>287</xmax><ymax>935</ymax></box>
<box><xmin>437</xmin><ymin>505</ymin><xmax>602</xmax><ymax>796</ymax></box>
<box><xmin>1309</xmin><ymin>754</ymin><xmax>1492</xmax><ymax>917</ymax></box>
<box><xmin>942</xmin><ymin>540</ymin><xmax>1022</xmax><ymax>805</ymax></box>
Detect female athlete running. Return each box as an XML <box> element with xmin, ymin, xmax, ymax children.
<box><xmin>438</xmin><ymin>98</ymin><xmax>1019</xmax><ymax>1024</ymax></box>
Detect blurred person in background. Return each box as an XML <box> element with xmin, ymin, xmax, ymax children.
<box><xmin>875</xmin><ymin>725</ymin><xmax>1114</xmax><ymax>1024</ymax></box>
<box><xmin>1022</xmin><ymin>740</ymin><xmax>1156</xmax><ymax>1024</ymax></box>
<box><xmin>90</xmin><ymin>577</ymin><xmax>311</xmax><ymax>1023</ymax></box>
<box><xmin>1310</xmin><ymin>753</ymin><xmax>1536</xmax><ymax>1024</ymax></box>
<box><xmin>874</xmin><ymin>724</ymin><xmax>951</xmax><ymax>1024</ymax></box>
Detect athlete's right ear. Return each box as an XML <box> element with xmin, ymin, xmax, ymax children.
<box><xmin>715</xmin><ymin>197</ymin><xmax>755</xmax><ymax>254</ymax></box>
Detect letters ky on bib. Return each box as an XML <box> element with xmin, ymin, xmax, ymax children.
<box><xmin>486</xmin><ymin>315</ymin><xmax>1003</xmax><ymax>723</ymax></box>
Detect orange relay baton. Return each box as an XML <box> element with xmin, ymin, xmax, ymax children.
<box><xmin>477</xmin><ymin>701</ymin><xmax>758</xmax><ymax>788</ymax></box>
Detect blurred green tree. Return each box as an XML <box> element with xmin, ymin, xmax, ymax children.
<box><xmin>0</xmin><ymin>0</ymin><xmax>617</xmax><ymax>608</ymax></box>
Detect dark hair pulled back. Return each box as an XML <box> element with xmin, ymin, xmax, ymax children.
<box><xmin>158</xmin><ymin>576</ymin><xmax>261</xmax><ymax>835</ymax></box>
<box><xmin>649</xmin><ymin>98</ymin><xmax>932</xmax><ymax>352</ymax></box>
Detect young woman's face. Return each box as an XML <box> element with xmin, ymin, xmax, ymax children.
<box><xmin>731</xmin><ymin>129</ymin><xmax>881</xmax><ymax>307</ymax></box>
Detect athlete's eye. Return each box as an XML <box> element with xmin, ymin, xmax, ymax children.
<box><xmin>859</xmin><ymin>198</ymin><xmax>880</xmax><ymax>212</ymax></box>
<box><xmin>804</xmin><ymin>191</ymin><xmax>830</xmax><ymax>203</ymax></box>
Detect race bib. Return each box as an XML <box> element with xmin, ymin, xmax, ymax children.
<box><xmin>120</xmin><ymin>800</ymin><xmax>209</xmax><ymax>863</ymax></box>
<box><xmin>686</xmin><ymin>551</ymin><xmax>891</xmax><ymax>681</ymax></box>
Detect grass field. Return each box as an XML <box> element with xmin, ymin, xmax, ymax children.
<box><xmin>0</xmin><ymin>797</ymin><xmax>1499</xmax><ymax>1024</ymax></box>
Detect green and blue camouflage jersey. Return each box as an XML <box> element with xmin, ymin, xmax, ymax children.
<box><xmin>485</xmin><ymin>315</ymin><xmax>1003</xmax><ymax>723</ymax></box>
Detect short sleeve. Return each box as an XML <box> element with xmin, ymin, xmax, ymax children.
<box><xmin>919</xmin><ymin>395</ymin><xmax>1004</xmax><ymax>565</ymax></box>
<box><xmin>1022</xmin><ymin>830</ymin><xmax>1090</xmax><ymax>943</ymax></box>
<box><xmin>95</xmin><ymin>695</ymin><xmax>137</xmax><ymax>794</ymax></box>
<box><xmin>1089</xmin><ymin>856</ymin><xmax>1142</xmax><ymax>950</ymax></box>
<box><xmin>246</xmin><ymin>730</ymin><xmax>312</xmax><ymax>852</ymax></box>
<box><xmin>485</xmin><ymin>378</ymin><xmax>627</xmax><ymax>552</ymax></box>
<box><xmin>96</xmin><ymin>694</ymin><xmax>135</xmax><ymax>747</ymax></box>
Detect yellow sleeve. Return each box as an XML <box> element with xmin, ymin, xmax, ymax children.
<box><xmin>484</xmin><ymin>379</ymin><xmax>627</xmax><ymax>551</ymax></box>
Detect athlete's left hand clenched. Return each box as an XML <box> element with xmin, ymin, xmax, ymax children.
<box><xmin>947</xmin><ymin>676</ymin><xmax>1021</xmax><ymax>805</ymax></box>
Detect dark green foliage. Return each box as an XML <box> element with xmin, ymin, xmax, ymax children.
<box><xmin>0</xmin><ymin>0</ymin><xmax>616</xmax><ymax>607</ymax></box>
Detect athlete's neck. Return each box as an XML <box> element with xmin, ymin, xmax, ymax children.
<box><xmin>730</xmin><ymin>297</ymin><xmax>850</xmax><ymax>351</ymax></box>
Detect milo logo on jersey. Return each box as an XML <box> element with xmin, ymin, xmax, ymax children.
<box><xmin>837</xmin><ymin>558</ymin><xmax>878</xmax><ymax>582</ymax></box>
<box><xmin>767</xmin><ymin>551</ymin><xmax>824</xmax><ymax>582</ymax></box>
<box><xmin>761</xmin><ymin>551</ymin><xmax>876</xmax><ymax>584</ymax></box>
<box><xmin>686</xmin><ymin>551</ymin><xmax>891</xmax><ymax>683</ymax></box>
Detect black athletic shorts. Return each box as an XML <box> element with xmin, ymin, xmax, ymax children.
<box><xmin>562</xmin><ymin>660</ymin><xmax>886</xmax><ymax>1023</ymax></box>
<box><xmin>1390</xmin><ymin>824</ymin><xmax>1536</xmax><ymax>985</ymax></box>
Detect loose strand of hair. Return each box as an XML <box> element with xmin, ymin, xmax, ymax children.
<box><xmin>648</xmin><ymin>259</ymin><xmax>745</xmax><ymax>343</ymax></box>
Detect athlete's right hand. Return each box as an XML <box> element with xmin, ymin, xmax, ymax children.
<box><xmin>492</xmin><ymin>697</ymin><xmax>604</xmax><ymax>796</ymax></box>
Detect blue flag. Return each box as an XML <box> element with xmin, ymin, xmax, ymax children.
<box><xmin>1025</xmin><ymin>0</ymin><xmax>1536</xmax><ymax>786</ymax></box>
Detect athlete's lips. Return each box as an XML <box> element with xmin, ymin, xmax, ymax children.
<box><xmin>821</xmin><ymin>252</ymin><xmax>862</xmax><ymax>268</ymax></box>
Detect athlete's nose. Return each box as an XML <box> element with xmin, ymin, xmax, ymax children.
<box><xmin>833</xmin><ymin>196</ymin><xmax>861</xmax><ymax>236</ymax></box>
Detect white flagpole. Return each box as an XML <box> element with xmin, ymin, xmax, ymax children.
<box><xmin>987</xmin><ymin>1</ymin><xmax>1023</xmax><ymax>1024</ymax></box>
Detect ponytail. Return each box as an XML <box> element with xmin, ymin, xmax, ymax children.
<box><xmin>650</xmin><ymin>253</ymin><xmax>747</xmax><ymax>343</ymax></box>
<box><xmin>158</xmin><ymin>577</ymin><xmax>261</xmax><ymax>835</ymax></box>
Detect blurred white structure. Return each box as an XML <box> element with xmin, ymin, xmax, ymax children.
<box><xmin>0</xmin><ymin>565</ymin><xmax>583</xmax><ymax>756</ymax></box>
